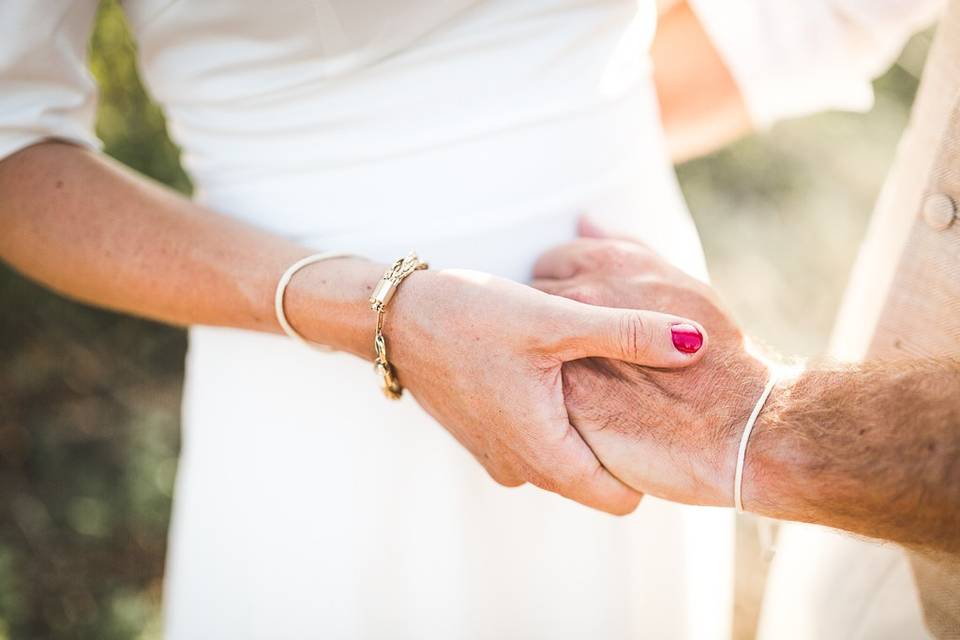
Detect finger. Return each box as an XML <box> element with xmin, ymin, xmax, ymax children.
<box><xmin>524</xmin><ymin>422</ymin><xmax>643</xmax><ymax>515</ymax></box>
<box><xmin>551</xmin><ymin>300</ymin><xmax>708</xmax><ymax>367</ymax></box>
<box><xmin>530</xmin><ymin>278</ymin><xmax>568</xmax><ymax>298</ymax></box>
<box><xmin>577</xmin><ymin>216</ymin><xmax>608</xmax><ymax>239</ymax></box>
<box><xmin>533</xmin><ymin>237</ymin><xmax>663</xmax><ymax>282</ymax></box>
<box><xmin>578</xmin><ymin>216</ymin><xmax>653</xmax><ymax>248</ymax></box>
<box><xmin>532</xmin><ymin>241</ymin><xmax>595</xmax><ymax>280</ymax></box>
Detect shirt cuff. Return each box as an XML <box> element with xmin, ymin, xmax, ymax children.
<box><xmin>687</xmin><ymin>0</ymin><xmax>875</xmax><ymax>128</ymax></box>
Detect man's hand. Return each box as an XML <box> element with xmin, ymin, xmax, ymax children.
<box><xmin>534</xmin><ymin>229</ymin><xmax>960</xmax><ymax>553</ymax></box>
<box><xmin>533</xmin><ymin>235</ymin><xmax>769</xmax><ymax>507</ymax></box>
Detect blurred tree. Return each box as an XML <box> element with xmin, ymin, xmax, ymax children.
<box><xmin>0</xmin><ymin>2</ymin><xmax>187</xmax><ymax>638</ymax></box>
<box><xmin>90</xmin><ymin>1</ymin><xmax>192</xmax><ymax>195</ymax></box>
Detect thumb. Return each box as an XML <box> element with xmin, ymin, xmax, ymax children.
<box><xmin>554</xmin><ymin>302</ymin><xmax>708</xmax><ymax>367</ymax></box>
<box><xmin>577</xmin><ymin>216</ymin><xmax>608</xmax><ymax>239</ymax></box>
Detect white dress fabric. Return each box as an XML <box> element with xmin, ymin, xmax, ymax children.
<box><xmin>1</xmin><ymin>1</ymin><xmax>734</xmax><ymax>638</ymax></box>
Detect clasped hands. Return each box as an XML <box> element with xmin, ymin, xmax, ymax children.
<box><xmin>533</xmin><ymin>226</ymin><xmax>771</xmax><ymax>511</ymax></box>
<box><xmin>387</xmin><ymin>222</ymin><xmax>771</xmax><ymax>516</ymax></box>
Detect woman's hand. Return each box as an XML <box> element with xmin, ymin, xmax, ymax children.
<box><xmin>532</xmin><ymin>234</ymin><xmax>768</xmax><ymax>507</ymax></box>
<box><xmin>382</xmin><ymin>267</ymin><xmax>709</xmax><ymax>515</ymax></box>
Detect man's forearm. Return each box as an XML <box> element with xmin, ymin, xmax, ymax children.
<box><xmin>745</xmin><ymin>360</ymin><xmax>960</xmax><ymax>553</ymax></box>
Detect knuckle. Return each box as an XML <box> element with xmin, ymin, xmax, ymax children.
<box><xmin>584</xmin><ymin>240</ymin><xmax>655</xmax><ymax>273</ymax></box>
<box><xmin>535</xmin><ymin>280</ymin><xmax>562</xmax><ymax>297</ymax></box>
<box><xmin>630</xmin><ymin>243</ymin><xmax>655</xmax><ymax>260</ymax></box>
<box><xmin>617</xmin><ymin>242</ymin><xmax>662</xmax><ymax>274</ymax></box>
<box><xmin>618</xmin><ymin>312</ymin><xmax>652</xmax><ymax>361</ymax></box>
<box><xmin>563</xmin><ymin>284</ymin><xmax>598</xmax><ymax>305</ymax></box>
<box><xmin>583</xmin><ymin>243</ymin><xmax>619</xmax><ymax>269</ymax></box>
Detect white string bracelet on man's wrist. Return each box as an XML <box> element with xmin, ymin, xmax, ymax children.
<box><xmin>274</xmin><ymin>251</ymin><xmax>355</xmax><ymax>351</ymax></box>
<box><xmin>734</xmin><ymin>372</ymin><xmax>780</xmax><ymax>514</ymax></box>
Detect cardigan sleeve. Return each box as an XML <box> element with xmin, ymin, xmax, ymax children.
<box><xmin>688</xmin><ymin>0</ymin><xmax>946</xmax><ymax>127</ymax></box>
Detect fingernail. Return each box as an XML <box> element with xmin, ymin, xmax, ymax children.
<box><xmin>671</xmin><ymin>323</ymin><xmax>703</xmax><ymax>354</ymax></box>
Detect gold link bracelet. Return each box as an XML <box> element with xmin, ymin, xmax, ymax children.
<box><xmin>369</xmin><ymin>252</ymin><xmax>428</xmax><ymax>399</ymax></box>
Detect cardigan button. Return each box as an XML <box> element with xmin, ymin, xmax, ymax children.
<box><xmin>923</xmin><ymin>192</ymin><xmax>957</xmax><ymax>231</ymax></box>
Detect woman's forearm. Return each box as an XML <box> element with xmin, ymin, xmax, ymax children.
<box><xmin>0</xmin><ymin>141</ymin><xmax>708</xmax><ymax>515</ymax></box>
<box><xmin>746</xmin><ymin>360</ymin><xmax>960</xmax><ymax>553</ymax></box>
<box><xmin>0</xmin><ymin>141</ymin><xmax>382</xmax><ymax>358</ymax></box>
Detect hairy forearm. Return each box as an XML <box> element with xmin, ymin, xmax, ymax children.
<box><xmin>0</xmin><ymin>141</ymin><xmax>381</xmax><ymax>358</ymax></box>
<box><xmin>745</xmin><ymin>360</ymin><xmax>960</xmax><ymax>553</ymax></box>
<box><xmin>652</xmin><ymin>1</ymin><xmax>752</xmax><ymax>162</ymax></box>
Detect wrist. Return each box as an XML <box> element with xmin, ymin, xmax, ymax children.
<box><xmin>282</xmin><ymin>255</ymin><xmax>386</xmax><ymax>359</ymax></box>
<box><xmin>378</xmin><ymin>267</ymin><xmax>439</xmax><ymax>368</ymax></box>
<box><xmin>737</xmin><ymin>370</ymin><xmax>813</xmax><ymax>519</ymax></box>
<box><xmin>705</xmin><ymin>355</ymin><xmax>771</xmax><ymax>506</ymax></box>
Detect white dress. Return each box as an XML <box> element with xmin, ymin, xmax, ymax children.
<box><xmin>1</xmin><ymin>1</ymin><xmax>732</xmax><ymax>637</ymax></box>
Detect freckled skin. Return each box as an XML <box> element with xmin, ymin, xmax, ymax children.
<box><xmin>0</xmin><ymin>141</ymin><xmax>706</xmax><ymax>517</ymax></box>
<box><xmin>534</xmin><ymin>236</ymin><xmax>960</xmax><ymax>554</ymax></box>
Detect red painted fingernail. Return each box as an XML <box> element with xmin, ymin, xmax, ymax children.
<box><xmin>671</xmin><ymin>323</ymin><xmax>703</xmax><ymax>354</ymax></box>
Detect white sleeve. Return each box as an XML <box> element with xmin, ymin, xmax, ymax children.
<box><xmin>0</xmin><ymin>0</ymin><xmax>101</xmax><ymax>161</ymax></box>
<box><xmin>687</xmin><ymin>0</ymin><xmax>946</xmax><ymax>128</ymax></box>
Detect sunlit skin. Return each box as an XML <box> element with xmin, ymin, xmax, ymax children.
<box><xmin>0</xmin><ymin>142</ymin><xmax>711</xmax><ymax>516</ymax></box>
<box><xmin>0</xmin><ymin>2</ymin><xmax>757</xmax><ymax>516</ymax></box>
<box><xmin>534</xmin><ymin>227</ymin><xmax>960</xmax><ymax>554</ymax></box>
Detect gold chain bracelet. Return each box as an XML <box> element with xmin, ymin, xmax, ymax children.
<box><xmin>369</xmin><ymin>252</ymin><xmax>428</xmax><ymax>399</ymax></box>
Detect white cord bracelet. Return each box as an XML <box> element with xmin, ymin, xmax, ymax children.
<box><xmin>734</xmin><ymin>372</ymin><xmax>780</xmax><ymax>514</ymax></box>
<box><xmin>274</xmin><ymin>251</ymin><xmax>355</xmax><ymax>351</ymax></box>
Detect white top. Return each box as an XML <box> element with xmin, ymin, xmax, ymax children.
<box><xmin>0</xmin><ymin>0</ymin><xmax>945</xmax><ymax>164</ymax></box>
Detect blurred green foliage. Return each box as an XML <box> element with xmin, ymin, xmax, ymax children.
<box><xmin>678</xmin><ymin>53</ymin><xmax>927</xmax><ymax>355</ymax></box>
<box><xmin>90</xmin><ymin>2</ymin><xmax>192</xmax><ymax>196</ymax></box>
<box><xmin>0</xmin><ymin>2</ymin><xmax>185</xmax><ymax>638</ymax></box>
<box><xmin>0</xmin><ymin>1</ymin><xmax>928</xmax><ymax>638</ymax></box>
